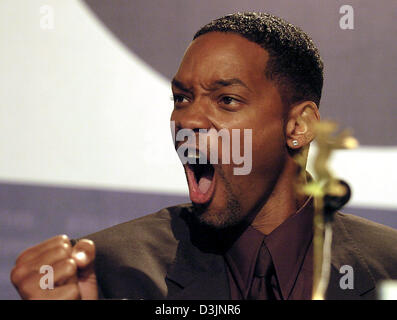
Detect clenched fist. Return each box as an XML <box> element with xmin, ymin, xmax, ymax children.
<box><xmin>10</xmin><ymin>235</ymin><xmax>98</xmax><ymax>300</ymax></box>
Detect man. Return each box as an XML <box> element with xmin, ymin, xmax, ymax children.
<box><xmin>10</xmin><ymin>12</ymin><xmax>397</xmax><ymax>300</ymax></box>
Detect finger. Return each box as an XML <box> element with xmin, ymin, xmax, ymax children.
<box><xmin>53</xmin><ymin>258</ymin><xmax>78</xmax><ymax>286</ymax></box>
<box><xmin>72</xmin><ymin>240</ymin><xmax>98</xmax><ymax>300</ymax></box>
<box><xmin>16</xmin><ymin>235</ymin><xmax>71</xmax><ymax>266</ymax></box>
<box><xmin>27</xmin><ymin>283</ymin><xmax>81</xmax><ymax>300</ymax></box>
<box><xmin>11</xmin><ymin>244</ymin><xmax>73</xmax><ymax>285</ymax></box>
<box><xmin>12</xmin><ymin>258</ymin><xmax>79</xmax><ymax>298</ymax></box>
<box><xmin>15</xmin><ymin>268</ymin><xmax>75</xmax><ymax>299</ymax></box>
<box><xmin>19</xmin><ymin>258</ymin><xmax>78</xmax><ymax>287</ymax></box>
<box><xmin>72</xmin><ymin>239</ymin><xmax>95</xmax><ymax>269</ymax></box>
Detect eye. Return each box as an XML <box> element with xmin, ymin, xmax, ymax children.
<box><xmin>171</xmin><ymin>94</ymin><xmax>188</xmax><ymax>104</ymax></box>
<box><xmin>218</xmin><ymin>96</ymin><xmax>242</xmax><ymax>110</ymax></box>
<box><xmin>221</xmin><ymin>96</ymin><xmax>235</xmax><ymax>105</ymax></box>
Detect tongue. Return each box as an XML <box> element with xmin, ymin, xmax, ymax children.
<box><xmin>198</xmin><ymin>174</ymin><xmax>212</xmax><ymax>193</ymax></box>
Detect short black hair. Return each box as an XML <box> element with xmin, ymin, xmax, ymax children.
<box><xmin>193</xmin><ymin>12</ymin><xmax>324</xmax><ymax>108</ymax></box>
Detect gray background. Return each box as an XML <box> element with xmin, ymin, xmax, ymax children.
<box><xmin>83</xmin><ymin>0</ymin><xmax>397</xmax><ymax>146</ymax></box>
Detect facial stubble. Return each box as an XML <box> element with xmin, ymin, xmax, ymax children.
<box><xmin>192</xmin><ymin>165</ymin><xmax>244</xmax><ymax>229</ymax></box>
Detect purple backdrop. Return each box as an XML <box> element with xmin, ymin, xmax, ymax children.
<box><xmin>1</xmin><ymin>0</ymin><xmax>396</xmax><ymax>299</ymax></box>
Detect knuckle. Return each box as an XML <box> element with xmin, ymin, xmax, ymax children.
<box><xmin>63</xmin><ymin>259</ymin><xmax>77</xmax><ymax>275</ymax></box>
<box><xmin>57</xmin><ymin>234</ymin><xmax>69</xmax><ymax>241</ymax></box>
<box><xmin>53</xmin><ymin>245</ymin><xmax>70</xmax><ymax>260</ymax></box>
<box><xmin>10</xmin><ymin>265</ymin><xmax>27</xmax><ymax>285</ymax></box>
<box><xmin>10</xmin><ymin>266</ymin><xmax>19</xmax><ymax>285</ymax></box>
<box><xmin>75</xmin><ymin>239</ymin><xmax>95</xmax><ymax>256</ymax></box>
<box><xmin>60</xmin><ymin>242</ymin><xmax>72</xmax><ymax>255</ymax></box>
<box><xmin>79</xmin><ymin>238</ymin><xmax>94</xmax><ymax>246</ymax></box>
<box><xmin>14</xmin><ymin>235</ymin><xmax>71</xmax><ymax>267</ymax></box>
<box><xmin>55</xmin><ymin>234</ymin><xmax>70</xmax><ymax>246</ymax></box>
<box><xmin>15</xmin><ymin>250</ymin><xmax>31</xmax><ymax>265</ymax></box>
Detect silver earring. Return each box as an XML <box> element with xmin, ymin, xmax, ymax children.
<box><xmin>292</xmin><ymin>140</ymin><xmax>299</xmax><ymax>147</ymax></box>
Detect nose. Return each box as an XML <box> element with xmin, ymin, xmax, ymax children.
<box><xmin>171</xmin><ymin>99</ymin><xmax>212</xmax><ymax>133</ymax></box>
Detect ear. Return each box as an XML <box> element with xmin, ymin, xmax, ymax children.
<box><xmin>285</xmin><ymin>101</ymin><xmax>320</xmax><ymax>149</ymax></box>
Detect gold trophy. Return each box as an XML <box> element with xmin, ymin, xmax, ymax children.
<box><xmin>295</xmin><ymin>120</ymin><xmax>359</xmax><ymax>300</ymax></box>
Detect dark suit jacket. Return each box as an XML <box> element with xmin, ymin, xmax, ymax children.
<box><xmin>79</xmin><ymin>203</ymin><xmax>397</xmax><ymax>300</ymax></box>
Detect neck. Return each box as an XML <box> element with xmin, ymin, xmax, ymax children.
<box><xmin>251</xmin><ymin>157</ymin><xmax>308</xmax><ymax>235</ymax></box>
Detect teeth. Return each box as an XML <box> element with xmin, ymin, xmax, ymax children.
<box><xmin>190</xmin><ymin>153</ymin><xmax>200</xmax><ymax>159</ymax></box>
<box><xmin>187</xmin><ymin>154</ymin><xmax>200</xmax><ymax>164</ymax></box>
<box><xmin>185</xmin><ymin>149</ymin><xmax>207</xmax><ymax>164</ymax></box>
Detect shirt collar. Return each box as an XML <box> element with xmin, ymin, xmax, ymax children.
<box><xmin>224</xmin><ymin>225</ymin><xmax>265</xmax><ymax>298</ymax></box>
<box><xmin>264</xmin><ymin>196</ymin><xmax>314</xmax><ymax>299</ymax></box>
<box><xmin>224</xmin><ymin>196</ymin><xmax>314</xmax><ymax>300</ymax></box>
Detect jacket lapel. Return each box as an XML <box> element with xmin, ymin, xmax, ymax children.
<box><xmin>165</xmin><ymin>239</ymin><xmax>230</xmax><ymax>299</ymax></box>
<box><xmin>165</xmin><ymin>207</ymin><xmax>377</xmax><ymax>300</ymax></box>
<box><xmin>326</xmin><ymin>213</ymin><xmax>376</xmax><ymax>299</ymax></box>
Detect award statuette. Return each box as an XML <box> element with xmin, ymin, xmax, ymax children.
<box><xmin>295</xmin><ymin>120</ymin><xmax>359</xmax><ymax>300</ymax></box>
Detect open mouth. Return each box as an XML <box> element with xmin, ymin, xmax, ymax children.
<box><xmin>184</xmin><ymin>151</ymin><xmax>216</xmax><ymax>205</ymax></box>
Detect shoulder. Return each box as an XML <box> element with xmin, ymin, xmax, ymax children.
<box><xmin>335</xmin><ymin>212</ymin><xmax>397</xmax><ymax>246</ymax></box>
<box><xmin>81</xmin><ymin>202</ymin><xmax>193</xmax><ymax>254</ymax></box>
<box><xmin>75</xmin><ymin>203</ymin><xmax>193</xmax><ymax>299</ymax></box>
<box><xmin>334</xmin><ymin>212</ymin><xmax>397</xmax><ymax>278</ymax></box>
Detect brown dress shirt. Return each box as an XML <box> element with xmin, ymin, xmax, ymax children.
<box><xmin>224</xmin><ymin>197</ymin><xmax>314</xmax><ymax>300</ymax></box>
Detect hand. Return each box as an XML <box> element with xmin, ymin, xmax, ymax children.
<box><xmin>10</xmin><ymin>235</ymin><xmax>98</xmax><ymax>300</ymax></box>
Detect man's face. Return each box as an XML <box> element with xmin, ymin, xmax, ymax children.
<box><xmin>171</xmin><ymin>32</ymin><xmax>288</xmax><ymax>228</ymax></box>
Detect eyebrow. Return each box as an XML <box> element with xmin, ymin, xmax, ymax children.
<box><xmin>211</xmin><ymin>78</ymin><xmax>251</xmax><ymax>92</ymax></box>
<box><xmin>171</xmin><ymin>77</ymin><xmax>251</xmax><ymax>93</ymax></box>
<box><xmin>171</xmin><ymin>78</ymin><xmax>193</xmax><ymax>94</ymax></box>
